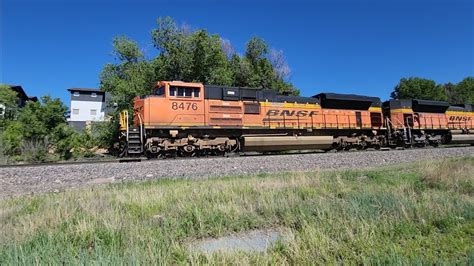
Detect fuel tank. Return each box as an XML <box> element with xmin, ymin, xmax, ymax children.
<box><xmin>242</xmin><ymin>135</ymin><xmax>334</xmax><ymax>152</ymax></box>
<box><xmin>450</xmin><ymin>134</ymin><xmax>474</xmax><ymax>144</ymax></box>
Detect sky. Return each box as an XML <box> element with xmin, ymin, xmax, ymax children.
<box><xmin>1</xmin><ymin>0</ymin><xmax>473</xmax><ymax>105</ymax></box>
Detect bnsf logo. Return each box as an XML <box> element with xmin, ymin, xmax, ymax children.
<box><xmin>266</xmin><ymin>110</ymin><xmax>318</xmax><ymax>117</ymax></box>
<box><xmin>449</xmin><ymin>116</ymin><xmax>471</xmax><ymax>122</ymax></box>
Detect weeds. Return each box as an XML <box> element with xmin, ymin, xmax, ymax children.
<box><xmin>19</xmin><ymin>138</ymin><xmax>51</xmax><ymax>163</ymax></box>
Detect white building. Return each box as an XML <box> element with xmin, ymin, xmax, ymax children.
<box><xmin>67</xmin><ymin>88</ymin><xmax>109</xmax><ymax>130</ymax></box>
<box><xmin>0</xmin><ymin>103</ymin><xmax>5</xmax><ymax>118</ymax></box>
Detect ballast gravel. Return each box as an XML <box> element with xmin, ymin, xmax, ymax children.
<box><xmin>0</xmin><ymin>146</ymin><xmax>473</xmax><ymax>200</ymax></box>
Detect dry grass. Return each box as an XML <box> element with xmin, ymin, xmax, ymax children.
<box><xmin>421</xmin><ymin>159</ymin><xmax>474</xmax><ymax>195</ymax></box>
<box><xmin>0</xmin><ymin>157</ymin><xmax>473</xmax><ymax>264</ymax></box>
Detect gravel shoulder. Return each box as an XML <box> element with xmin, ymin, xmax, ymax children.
<box><xmin>1</xmin><ymin>146</ymin><xmax>473</xmax><ymax>200</ymax></box>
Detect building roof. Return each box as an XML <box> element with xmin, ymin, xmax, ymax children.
<box><xmin>67</xmin><ymin>88</ymin><xmax>104</xmax><ymax>93</ymax></box>
<box><xmin>6</xmin><ymin>85</ymin><xmax>38</xmax><ymax>102</ymax></box>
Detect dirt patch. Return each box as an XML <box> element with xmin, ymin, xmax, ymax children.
<box><xmin>188</xmin><ymin>228</ymin><xmax>293</xmax><ymax>254</ymax></box>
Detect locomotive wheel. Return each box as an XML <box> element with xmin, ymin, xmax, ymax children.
<box><xmin>145</xmin><ymin>150</ymin><xmax>160</xmax><ymax>159</ymax></box>
<box><xmin>212</xmin><ymin>144</ymin><xmax>226</xmax><ymax>156</ymax></box>
<box><xmin>180</xmin><ymin>145</ymin><xmax>197</xmax><ymax>157</ymax></box>
<box><xmin>358</xmin><ymin>141</ymin><xmax>367</xmax><ymax>150</ymax></box>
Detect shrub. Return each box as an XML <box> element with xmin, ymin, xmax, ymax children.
<box><xmin>1</xmin><ymin>121</ymin><xmax>23</xmax><ymax>156</ymax></box>
<box><xmin>20</xmin><ymin>138</ymin><xmax>50</xmax><ymax>163</ymax></box>
<box><xmin>89</xmin><ymin>120</ymin><xmax>119</xmax><ymax>150</ymax></box>
<box><xmin>52</xmin><ymin>124</ymin><xmax>80</xmax><ymax>160</ymax></box>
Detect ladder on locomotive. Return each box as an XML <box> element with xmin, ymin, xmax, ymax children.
<box><xmin>127</xmin><ymin>127</ymin><xmax>143</xmax><ymax>155</ymax></box>
<box><xmin>120</xmin><ymin>110</ymin><xmax>144</xmax><ymax>155</ymax></box>
<box><xmin>385</xmin><ymin>117</ymin><xmax>413</xmax><ymax>147</ymax></box>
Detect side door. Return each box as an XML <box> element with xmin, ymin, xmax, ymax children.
<box><xmin>355</xmin><ymin>112</ymin><xmax>362</xmax><ymax>128</ymax></box>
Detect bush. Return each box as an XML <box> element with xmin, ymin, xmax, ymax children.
<box><xmin>51</xmin><ymin>124</ymin><xmax>80</xmax><ymax>160</ymax></box>
<box><xmin>1</xmin><ymin>121</ymin><xmax>23</xmax><ymax>156</ymax></box>
<box><xmin>20</xmin><ymin>138</ymin><xmax>50</xmax><ymax>163</ymax></box>
<box><xmin>0</xmin><ymin>96</ymin><xmax>83</xmax><ymax>163</ymax></box>
<box><xmin>89</xmin><ymin>120</ymin><xmax>120</xmax><ymax>152</ymax></box>
<box><xmin>72</xmin><ymin>130</ymin><xmax>96</xmax><ymax>158</ymax></box>
<box><xmin>0</xmin><ymin>130</ymin><xmax>8</xmax><ymax>164</ymax></box>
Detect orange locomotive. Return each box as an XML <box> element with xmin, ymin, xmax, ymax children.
<box><xmin>118</xmin><ymin>81</ymin><xmax>474</xmax><ymax>157</ymax></box>
<box><xmin>383</xmin><ymin>99</ymin><xmax>474</xmax><ymax>146</ymax></box>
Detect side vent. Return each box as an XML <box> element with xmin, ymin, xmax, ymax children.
<box><xmin>244</xmin><ymin>102</ymin><xmax>260</xmax><ymax>114</ymax></box>
<box><xmin>210</xmin><ymin>105</ymin><xmax>242</xmax><ymax>113</ymax></box>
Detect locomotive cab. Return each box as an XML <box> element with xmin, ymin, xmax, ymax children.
<box><xmin>132</xmin><ymin>81</ymin><xmax>205</xmax><ymax>130</ymax></box>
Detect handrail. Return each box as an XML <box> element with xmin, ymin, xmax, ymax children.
<box><xmin>126</xmin><ymin>110</ymin><xmax>129</xmax><ymax>142</ymax></box>
<box><xmin>137</xmin><ymin>113</ymin><xmax>144</xmax><ymax>148</ymax></box>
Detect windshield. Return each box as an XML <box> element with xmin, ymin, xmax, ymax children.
<box><xmin>169</xmin><ymin>86</ymin><xmax>200</xmax><ymax>98</ymax></box>
<box><xmin>154</xmin><ymin>86</ymin><xmax>165</xmax><ymax>96</ymax></box>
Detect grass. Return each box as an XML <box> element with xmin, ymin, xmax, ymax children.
<box><xmin>0</xmin><ymin>157</ymin><xmax>473</xmax><ymax>264</ymax></box>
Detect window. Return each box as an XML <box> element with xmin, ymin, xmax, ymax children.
<box><xmin>73</xmin><ymin>91</ymin><xmax>80</xmax><ymax>97</ymax></box>
<box><xmin>169</xmin><ymin>86</ymin><xmax>177</xmax><ymax>97</ymax></box>
<box><xmin>170</xmin><ymin>86</ymin><xmax>200</xmax><ymax>98</ymax></box>
<box><xmin>91</xmin><ymin>92</ymin><xmax>97</xmax><ymax>97</ymax></box>
<box><xmin>72</xmin><ymin>109</ymin><xmax>79</xmax><ymax>115</ymax></box>
<box><xmin>155</xmin><ymin>86</ymin><xmax>165</xmax><ymax>96</ymax></box>
<box><xmin>177</xmin><ymin>87</ymin><xmax>187</xmax><ymax>97</ymax></box>
<box><xmin>90</xmin><ymin>109</ymin><xmax>97</xmax><ymax>116</ymax></box>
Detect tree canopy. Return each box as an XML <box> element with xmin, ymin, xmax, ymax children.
<box><xmin>390</xmin><ymin>77</ymin><xmax>447</xmax><ymax>102</ymax></box>
<box><xmin>391</xmin><ymin>77</ymin><xmax>473</xmax><ymax>104</ymax></box>
<box><xmin>446</xmin><ymin>77</ymin><xmax>474</xmax><ymax>104</ymax></box>
<box><xmin>100</xmin><ymin>17</ymin><xmax>299</xmax><ymax>111</ymax></box>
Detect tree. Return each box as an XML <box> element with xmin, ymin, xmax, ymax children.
<box><xmin>16</xmin><ymin>96</ymin><xmax>68</xmax><ymax>139</ymax></box>
<box><xmin>245</xmin><ymin>37</ymin><xmax>268</xmax><ymax>64</ymax></box>
<box><xmin>1</xmin><ymin>96</ymin><xmax>72</xmax><ymax>159</ymax></box>
<box><xmin>220</xmin><ymin>38</ymin><xmax>235</xmax><ymax>59</ymax></box>
<box><xmin>451</xmin><ymin>77</ymin><xmax>474</xmax><ymax>104</ymax></box>
<box><xmin>100</xmin><ymin>16</ymin><xmax>299</xmax><ymax>112</ymax></box>
<box><xmin>269</xmin><ymin>49</ymin><xmax>291</xmax><ymax>80</ymax></box>
<box><xmin>0</xmin><ymin>84</ymin><xmax>19</xmax><ymax>121</ymax></box>
<box><xmin>391</xmin><ymin>77</ymin><xmax>448</xmax><ymax>101</ymax></box>
<box><xmin>151</xmin><ymin>17</ymin><xmax>193</xmax><ymax>81</ymax></box>
<box><xmin>112</xmin><ymin>36</ymin><xmax>144</xmax><ymax>63</ymax></box>
<box><xmin>1</xmin><ymin>121</ymin><xmax>23</xmax><ymax>156</ymax></box>
<box><xmin>443</xmin><ymin>82</ymin><xmax>457</xmax><ymax>104</ymax></box>
<box><xmin>188</xmin><ymin>30</ymin><xmax>233</xmax><ymax>85</ymax></box>
<box><xmin>100</xmin><ymin>36</ymin><xmax>156</xmax><ymax>112</ymax></box>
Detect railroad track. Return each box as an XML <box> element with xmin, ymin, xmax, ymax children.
<box><xmin>0</xmin><ymin>144</ymin><xmax>470</xmax><ymax>169</ymax></box>
<box><xmin>0</xmin><ymin>157</ymin><xmax>142</xmax><ymax>169</ymax></box>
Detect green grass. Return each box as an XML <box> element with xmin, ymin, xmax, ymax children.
<box><xmin>1</xmin><ymin>157</ymin><xmax>473</xmax><ymax>264</ymax></box>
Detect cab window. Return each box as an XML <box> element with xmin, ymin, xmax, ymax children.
<box><xmin>155</xmin><ymin>86</ymin><xmax>165</xmax><ymax>96</ymax></box>
<box><xmin>170</xmin><ymin>86</ymin><xmax>200</xmax><ymax>98</ymax></box>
